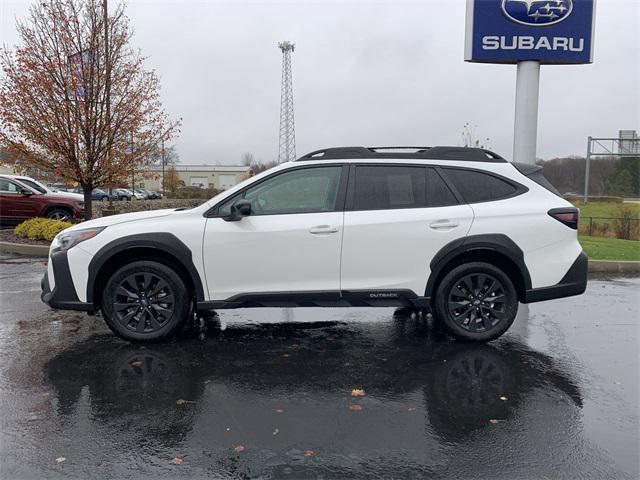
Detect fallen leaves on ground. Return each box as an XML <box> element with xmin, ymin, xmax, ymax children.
<box><xmin>351</xmin><ymin>388</ymin><xmax>366</xmax><ymax>397</ymax></box>
<box><xmin>55</xmin><ymin>457</ymin><xmax>66</xmax><ymax>464</ymax></box>
<box><xmin>273</xmin><ymin>428</ymin><xmax>279</xmax><ymax>435</ymax></box>
<box><xmin>304</xmin><ymin>450</ymin><xmax>314</xmax><ymax>457</ymax></box>
<box><xmin>407</xmin><ymin>407</ymin><xmax>416</xmax><ymax>412</ymax></box>
<box><xmin>129</xmin><ymin>360</ymin><xmax>143</xmax><ymax>367</ymax></box>
<box><xmin>499</xmin><ymin>396</ymin><xmax>508</xmax><ymax>401</ymax></box>
<box><xmin>349</xmin><ymin>404</ymin><xmax>363</xmax><ymax>411</ymax></box>
<box><xmin>234</xmin><ymin>445</ymin><xmax>245</xmax><ymax>453</ymax></box>
<box><xmin>176</xmin><ymin>399</ymin><xmax>195</xmax><ymax>405</ymax></box>
<box><xmin>489</xmin><ymin>419</ymin><xmax>499</xmax><ymax>424</ymax></box>
<box><xmin>170</xmin><ymin>457</ymin><xmax>183</xmax><ymax>465</ymax></box>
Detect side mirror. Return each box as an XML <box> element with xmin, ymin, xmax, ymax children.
<box><xmin>19</xmin><ymin>188</ymin><xmax>33</xmax><ymax>196</ymax></box>
<box><xmin>227</xmin><ymin>199</ymin><xmax>252</xmax><ymax>221</ymax></box>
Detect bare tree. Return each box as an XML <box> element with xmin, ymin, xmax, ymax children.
<box><xmin>148</xmin><ymin>143</ymin><xmax>179</xmax><ymax>166</ymax></box>
<box><xmin>0</xmin><ymin>0</ymin><xmax>180</xmax><ymax>219</ymax></box>
<box><xmin>241</xmin><ymin>152</ymin><xmax>255</xmax><ymax>166</ymax></box>
<box><xmin>461</xmin><ymin>123</ymin><xmax>490</xmax><ymax>149</ymax></box>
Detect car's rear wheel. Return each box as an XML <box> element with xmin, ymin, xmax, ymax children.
<box><xmin>102</xmin><ymin>261</ymin><xmax>189</xmax><ymax>342</ymax></box>
<box><xmin>46</xmin><ymin>208</ymin><xmax>72</xmax><ymax>221</ymax></box>
<box><xmin>433</xmin><ymin>262</ymin><xmax>518</xmax><ymax>342</ymax></box>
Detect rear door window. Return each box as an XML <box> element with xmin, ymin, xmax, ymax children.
<box><xmin>444</xmin><ymin>168</ymin><xmax>519</xmax><ymax>203</ymax></box>
<box><xmin>353</xmin><ymin>165</ymin><xmax>426</xmax><ymax>210</ymax></box>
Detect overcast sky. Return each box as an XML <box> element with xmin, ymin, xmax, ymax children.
<box><xmin>1</xmin><ymin>0</ymin><xmax>638</xmax><ymax>165</ymax></box>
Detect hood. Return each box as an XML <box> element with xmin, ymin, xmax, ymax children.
<box><xmin>65</xmin><ymin>208</ymin><xmax>177</xmax><ymax>232</ymax></box>
<box><xmin>49</xmin><ymin>191</ymin><xmax>84</xmax><ymax>201</ymax></box>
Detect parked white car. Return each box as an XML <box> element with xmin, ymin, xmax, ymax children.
<box><xmin>41</xmin><ymin>146</ymin><xmax>587</xmax><ymax>343</ymax></box>
<box><xmin>129</xmin><ymin>189</ymin><xmax>145</xmax><ymax>200</ymax></box>
<box><xmin>5</xmin><ymin>175</ymin><xmax>84</xmax><ymax>202</ymax></box>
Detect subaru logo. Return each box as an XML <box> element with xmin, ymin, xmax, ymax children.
<box><xmin>501</xmin><ymin>0</ymin><xmax>573</xmax><ymax>26</ymax></box>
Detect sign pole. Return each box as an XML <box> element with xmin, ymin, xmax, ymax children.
<box><xmin>513</xmin><ymin>60</ymin><xmax>540</xmax><ymax>165</ymax></box>
<box><xmin>583</xmin><ymin>136</ymin><xmax>592</xmax><ymax>203</ymax></box>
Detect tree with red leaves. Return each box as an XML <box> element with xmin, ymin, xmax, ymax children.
<box><xmin>0</xmin><ymin>0</ymin><xmax>180</xmax><ymax>219</ymax></box>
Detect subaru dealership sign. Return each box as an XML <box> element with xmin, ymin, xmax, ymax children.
<box><xmin>465</xmin><ymin>0</ymin><xmax>596</xmax><ymax>64</ymax></box>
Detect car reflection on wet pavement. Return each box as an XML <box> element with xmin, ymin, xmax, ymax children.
<box><xmin>0</xmin><ymin>253</ymin><xmax>638</xmax><ymax>479</ymax></box>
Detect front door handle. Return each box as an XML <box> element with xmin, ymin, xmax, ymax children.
<box><xmin>429</xmin><ymin>220</ymin><xmax>460</xmax><ymax>230</ymax></box>
<box><xmin>309</xmin><ymin>225</ymin><xmax>339</xmax><ymax>234</ymax></box>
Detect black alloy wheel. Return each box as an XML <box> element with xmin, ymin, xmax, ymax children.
<box><xmin>447</xmin><ymin>273</ymin><xmax>506</xmax><ymax>333</ymax></box>
<box><xmin>434</xmin><ymin>262</ymin><xmax>518</xmax><ymax>342</ymax></box>
<box><xmin>102</xmin><ymin>261</ymin><xmax>189</xmax><ymax>342</ymax></box>
<box><xmin>113</xmin><ymin>272</ymin><xmax>175</xmax><ymax>334</ymax></box>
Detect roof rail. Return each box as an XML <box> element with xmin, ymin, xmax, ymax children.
<box><xmin>295</xmin><ymin>146</ymin><xmax>507</xmax><ymax>163</ymax></box>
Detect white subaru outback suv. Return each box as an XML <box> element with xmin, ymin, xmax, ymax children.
<box><xmin>41</xmin><ymin>146</ymin><xmax>587</xmax><ymax>343</ymax></box>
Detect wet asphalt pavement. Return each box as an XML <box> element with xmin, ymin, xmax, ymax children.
<box><xmin>0</xmin><ymin>253</ymin><xmax>638</xmax><ymax>479</ymax></box>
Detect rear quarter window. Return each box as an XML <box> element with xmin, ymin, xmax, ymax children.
<box><xmin>426</xmin><ymin>168</ymin><xmax>458</xmax><ymax>207</ymax></box>
<box><xmin>443</xmin><ymin>168</ymin><xmax>520</xmax><ymax>204</ymax></box>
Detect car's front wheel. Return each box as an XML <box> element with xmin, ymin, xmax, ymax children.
<box><xmin>433</xmin><ymin>262</ymin><xmax>518</xmax><ymax>342</ymax></box>
<box><xmin>102</xmin><ymin>261</ymin><xmax>189</xmax><ymax>342</ymax></box>
<box><xmin>46</xmin><ymin>208</ymin><xmax>72</xmax><ymax>221</ymax></box>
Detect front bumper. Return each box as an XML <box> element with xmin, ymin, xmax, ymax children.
<box><xmin>523</xmin><ymin>250</ymin><xmax>588</xmax><ymax>303</ymax></box>
<box><xmin>41</xmin><ymin>250</ymin><xmax>94</xmax><ymax>312</ymax></box>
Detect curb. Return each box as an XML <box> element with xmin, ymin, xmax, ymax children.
<box><xmin>0</xmin><ymin>241</ymin><xmax>49</xmax><ymax>257</ymax></box>
<box><xmin>1</xmin><ymin>240</ymin><xmax>639</xmax><ymax>274</ymax></box>
<box><xmin>588</xmin><ymin>259</ymin><xmax>640</xmax><ymax>274</ymax></box>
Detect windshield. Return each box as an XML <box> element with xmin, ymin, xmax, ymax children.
<box><xmin>17</xmin><ymin>178</ymin><xmax>48</xmax><ymax>194</ymax></box>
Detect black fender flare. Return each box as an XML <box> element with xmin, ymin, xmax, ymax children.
<box><xmin>425</xmin><ymin>234</ymin><xmax>532</xmax><ymax>298</ymax></box>
<box><xmin>87</xmin><ymin>232</ymin><xmax>205</xmax><ymax>304</ymax></box>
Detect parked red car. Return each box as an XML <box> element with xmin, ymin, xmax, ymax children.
<box><xmin>0</xmin><ymin>175</ymin><xmax>84</xmax><ymax>225</ymax></box>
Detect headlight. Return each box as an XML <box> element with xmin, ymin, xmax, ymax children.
<box><xmin>51</xmin><ymin>227</ymin><xmax>105</xmax><ymax>253</ymax></box>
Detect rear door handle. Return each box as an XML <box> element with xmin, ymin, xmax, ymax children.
<box><xmin>309</xmin><ymin>225</ymin><xmax>339</xmax><ymax>234</ymax></box>
<box><xmin>429</xmin><ymin>220</ymin><xmax>460</xmax><ymax>230</ymax></box>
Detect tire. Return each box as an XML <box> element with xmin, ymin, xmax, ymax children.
<box><xmin>46</xmin><ymin>208</ymin><xmax>72</xmax><ymax>221</ymax></box>
<box><xmin>433</xmin><ymin>262</ymin><xmax>518</xmax><ymax>342</ymax></box>
<box><xmin>102</xmin><ymin>261</ymin><xmax>190</xmax><ymax>342</ymax></box>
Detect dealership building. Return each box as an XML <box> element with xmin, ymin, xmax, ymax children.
<box><xmin>141</xmin><ymin>164</ymin><xmax>251</xmax><ymax>191</ymax></box>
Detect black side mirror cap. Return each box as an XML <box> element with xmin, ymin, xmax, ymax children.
<box><xmin>226</xmin><ymin>198</ymin><xmax>252</xmax><ymax>221</ymax></box>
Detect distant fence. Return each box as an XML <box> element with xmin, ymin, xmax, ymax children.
<box><xmin>580</xmin><ymin>216</ymin><xmax>640</xmax><ymax>241</ymax></box>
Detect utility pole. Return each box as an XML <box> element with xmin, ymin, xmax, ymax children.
<box><xmin>103</xmin><ymin>0</ymin><xmax>113</xmax><ymax>205</ymax></box>
<box><xmin>583</xmin><ymin>136</ymin><xmax>592</xmax><ymax>203</ymax></box>
<box><xmin>277</xmin><ymin>41</ymin><xmax>296</xmax><ymax>163</ymax></box>
<box><xmin>161</xmin><ymin>138</ymin><xmax>165</xmax><ymax>195</ymax></box>
<box><xmin>130</xmin><ymin>130</ymin><xmax>135</xmax><ymax>194</ymax></box>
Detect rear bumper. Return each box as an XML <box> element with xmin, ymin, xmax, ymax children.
<box><xmin>523</xmin><ymin>251</ymin><xmax>588</xmax><ymax>303</ymax></box>
<box><xmin>41</xmin><ymin>250</ymin><xmax>94</xmax><ymax>312</ymax></box>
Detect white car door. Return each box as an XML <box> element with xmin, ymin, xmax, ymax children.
<box><xmin>203</xmin><ymin>165</ymin><xmax>347</xmax><ymax>301</ymax></box>
<box><xmin>340</xmin><ymin>165</ymin><xmax>474</xmax><ymax>297</ymax></box>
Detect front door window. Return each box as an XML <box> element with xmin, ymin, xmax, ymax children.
<box><xmin>242</xmin><ymin>166</ymin><xmax>342</xmax><ymax>215</ymax></box>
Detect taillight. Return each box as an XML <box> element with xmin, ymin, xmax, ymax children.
<box><xmin>548</xmin><ymin>208</ymin><xmax>579</xmax><ymax>230</ymax></box>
